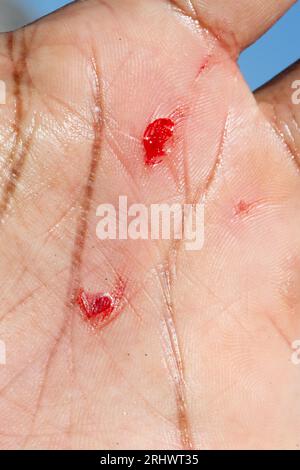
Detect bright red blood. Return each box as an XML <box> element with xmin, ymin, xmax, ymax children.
<box><xmin>143</xmin><ymin>118</ymin><xmax>174</xmax><ymax>165</ymax></box>
<box><xmin>77</xmin><ymin>289</ymin><xmax>114</xmax><ymax>321</ymax></box>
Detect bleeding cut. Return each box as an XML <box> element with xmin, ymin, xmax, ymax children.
<box><xmin>77</xmin><ymin>289</ymin><xmax>114</xmax><ymax>322</ymax></box>
<box><xmin>143</xmin><ymin>118</ymin><xmax>175</xmax><ymax>166</ymax></box>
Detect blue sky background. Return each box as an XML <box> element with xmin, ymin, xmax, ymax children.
<box><xmin>239</xmin><ymin>0</ymin><xmax>300</xmax><ymax>90</ymax></box>
<box><xmin>0</xmin><ymin>0</ymin><xmax>299</xmax><ymax>91</ymax></box>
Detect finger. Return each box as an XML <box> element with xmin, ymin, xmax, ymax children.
<box><xmin>255</xmin><ymin>60</ymin><xmax>300</xmax><ymax>170</ymax></box>
<box><xmin>172</xmin><ymin>0</ymin><xmax>296</xmax><ymax>53</ymax></box>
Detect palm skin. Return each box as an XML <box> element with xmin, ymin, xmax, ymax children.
<box><xmin>0</xmin><ymin>0</ymin><xmax>299</xmax><ymax>450</ymax></box>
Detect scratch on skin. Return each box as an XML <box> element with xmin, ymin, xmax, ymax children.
<box><xmin>233</xmin><ymin>199</ymin><xmax>265</xmax><ymax>219</ymax></box>
<box><xmin>203</xmin><ymin>115</ymin><xmax>228</xmax><ymax>202</ymax></box>
<box><xmin>269</xmin><ymin>103</ymin><xmax>300</xmax><ymax>173</ymax></box>
<box><xmin>168</xmin><ymin>0</ymin><xmax>240</xmax><ymax>60</ymax></box>
<box><xmin>157</xmin><ymin>109</ymin><xmax>228</xmax><ymax>448</ymax></box>
<box><xmin>0</xmin><ymin>32</ymin><xmax>32</xmax><ymax>222</ymax></box>
<box><xmin>195</xmin><ymin>54</ymin><xmax>213</xmax><ymax>80</ymax></box>
<box><xmin>172</xmin><ymin>115</ymin><xmax>228</xmax><ymax>447</ymax></box>
<box><xmin>157</xmin><ymin>261</ymin><xmax>193</xmax><ymax>450</ymax></box>
<box><xmin>189</xmin><ymin>111</ymin><xmax>229</xmax><ymax>212</ymax></box>
<box><xmin>67</xmin><ymin>56</ymin><xmax>104</xmax><ymax>305</ymax></box>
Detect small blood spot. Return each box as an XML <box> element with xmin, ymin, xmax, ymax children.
<box><xmin>76</xmin><ymin>277</ymin><xmax>126</xmax><ymax>327</ymax></box>
<box><xmin>143</xmin><ymin>118</ymin><xmax>175</xmax><ymax>166</ymax></box>
<box><xmin>236</xmin><ymin>200</ymin><xmax>250</xmax><ymax>215</ymax></box>
<box><xmin>235</xmin><ymin>199</ymin><xmax>260</xmax><ymax>217</ymax></box>
<box><xmin>77</xmin><ymin>289</ymin><xmax>114</xmax><ymax>321</ymax></box>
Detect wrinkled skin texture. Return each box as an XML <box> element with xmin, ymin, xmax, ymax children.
<box><xmin>0</xmin><ymin>0</ymin><xmax>300</xmax><ymax>450</ymax></box>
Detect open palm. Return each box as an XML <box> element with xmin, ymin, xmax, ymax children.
<box><xmin>0</xmin><ymin>0</ymin><xmax>299</xmax><ymax>450</ymax></box>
